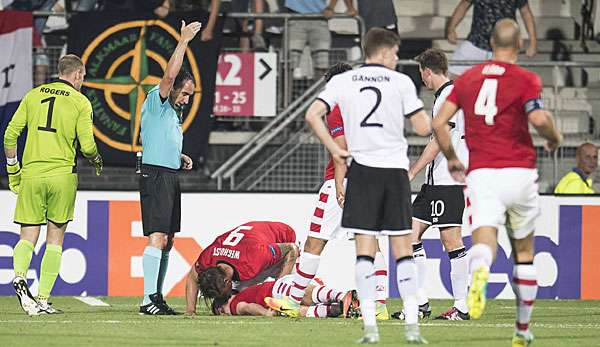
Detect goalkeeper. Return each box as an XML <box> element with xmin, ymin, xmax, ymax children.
<box><xmin>4</xmin><ymin>54</ymin><xmax>102</xmax><ymax>315</ymax></box>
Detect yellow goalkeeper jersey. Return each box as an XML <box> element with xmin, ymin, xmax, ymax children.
<box><xmin>4</xmin><ymin>80</ymin><xmax>99</xmax><ymax>178</ymax></box>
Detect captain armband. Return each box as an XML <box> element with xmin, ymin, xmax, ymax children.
<box><xmin>524</xmin><ymin>98</ymin><xmax>544</xmax><ymax>114</ymax></box>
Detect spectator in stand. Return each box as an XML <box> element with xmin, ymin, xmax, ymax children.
<box><xmin>446</xmin><ymin>0</ymin><xmax>538</xmax><ymax>76</ymax></box>
<box><xmin>71</xmin><ymin>0</ymin><xmax>101</xmax><ymax>11</ymax></box>
<box><xmin>285</xmin><ymin>0</ymin><xmax>356</xmax><ymax>79</ymax></box>
<box><xmin>230</xmin><ymin>0</ymin><xmax>267</xmax><ymax>50</ymax></box>
<box><xmin>356</xmin><ymin>0</ymin><xmax>397</xmax><ymax>33</ymax></box>
<box><xmin>555</xmin><ymin>143</ymin><xmax>598</xmax><ymax>194</ymax></box>
<box><xmin>176</xmin><ymin>0</ymin><xmax>224</xmax><ymax>44</ymax></box>
<box><xmin>102</xmin><ymin>0</ymin><xmax>172</xmax><ymax>19</ymax></box>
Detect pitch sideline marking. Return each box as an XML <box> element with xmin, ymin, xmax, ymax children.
<box><xmin>73</xmin><ymin>296</ymin><xmax>111</xmax><ymax>307</ymax></box>
<box><xmin>1</xmin><ymin>320</ymin><xmax>600</xmax><ymax>329</ymax></box>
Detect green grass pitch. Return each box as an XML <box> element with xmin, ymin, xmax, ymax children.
<box><xmin>1</xmin><ymin>297</ymin><xmax>599</xmax><ymax>346</ymax></box>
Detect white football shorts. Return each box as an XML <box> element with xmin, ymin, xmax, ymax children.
<box><xmin>465</xmin><ymin>168</ymin><xmax>540</xmax><ymax>239</ymax></box>
<box><xmin>308</xmin><ymin>179</ymin><xmax>349</xmax><ymax>241</ymax></box>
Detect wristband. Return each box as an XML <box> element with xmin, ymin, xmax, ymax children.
<box><xmin>6</xmin><ymin>156</ymin><xmax>17</xmax><ymax>165</ymax></box>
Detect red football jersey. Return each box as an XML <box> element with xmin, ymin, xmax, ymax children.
<box><xmin>229</xmin><ymin>280</ymin><xmax>276</xmax><ymax>315</ymax></box>
<box><xmin>446</xmin><ymin>61</ymin><xmax>542</xmax><ymax>173</ymax></box>
<box><xmin>324</xmin><ymin>105</ymin><xmax>345</xmax><ymax>181</ymax></box>
<box><xmin>194</xmin><ymin>221</ymin><xmax>294</xmax><ymax>281</ymax></box>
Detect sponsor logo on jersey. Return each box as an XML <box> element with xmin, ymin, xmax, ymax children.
<box><xmin>80</xmin><ymin>20</ymin><xmax>202</xmax><ymax>152</ymax></box>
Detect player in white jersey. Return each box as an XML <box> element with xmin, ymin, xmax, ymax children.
<box><xmin>393</xmin><ymin>49</ymin><xmax>470</xmax><ymax>321</ymax></box>
<box><xmin>306</xmin><ymin>28</ymin><xmax>432</xmax><ymax>344</ymax></box>
<box><xmin>266</xmin><ymin>63</ymin><xmax>391</xmax><ymax>321</ymax></box>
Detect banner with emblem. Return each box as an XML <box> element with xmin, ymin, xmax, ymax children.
<box><xmin>0</xmin><ymin>11</ymin><xmax>32</xmax><ymax>175</ymax></box>
<box><xmin>68</xmin><ymin>11</ymin><xmax>223</xmax><ymax>166</ymax></box>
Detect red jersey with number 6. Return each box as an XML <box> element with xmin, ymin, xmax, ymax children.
<box><xmin>446</xmin><ymin>61</ymin><xmax>542</xmax><ymax>173</ymax></box>
<box><xmin>323</xmin><ymin>105</ymin><xmax>345</xmax><ymax>181</ymax></box>
<box><xmin>194</xmin><ymin>221</ymin><xmax>296</xmax><ymax>281</ymax></box>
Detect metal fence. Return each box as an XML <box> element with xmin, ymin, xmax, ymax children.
<box><xmin>213</xmin><ymin>60</ymin><xmax>600</xmax><ymax>193</ymax></box>
<box><xmin>30</xmin><ymin>12</ymin><xmax>600</xmax><ymax>193</ymax></box>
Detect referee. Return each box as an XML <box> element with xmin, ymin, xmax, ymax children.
<box><xmin>138</xmin><ymin>20</ymin><xmax>201</xmax><ymax>315</ymax></box>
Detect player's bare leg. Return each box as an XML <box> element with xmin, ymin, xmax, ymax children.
<box><xmin>13</xmin><ymin>225</ymin><xmax>43</xmax><ymax>315</ymax></box>
<box><xmin>389</xmin><ymin>234</ymin><xmax>427</xmax><ymax>344</ymax></box>
<box><xmin>36</xmin><ymin>221</ymin><xmax>67</xmax><ymax>314</ymax></box>
<box><xmin>510</xmin><ymin>233</ymin><xmax>536</xmax><ymax>347</ymax></box>
<box><xmin>268</xmin><ymin>236</ymin><xmax>327</xmax><ymax>318</ymax></box>
<box><xmin>354</xmin><ymin>234</ymin><xmax>379</xmax><ymax>344</ymax></box>
<box><xmin>467</xmin><ymin>226</ymin><xmax>498</xmax><ymax>319</ymax></box>
<box><xmin>435</xmin><ymin>226</ymin><xmax>469</xmax><ymax>320</ymax></box>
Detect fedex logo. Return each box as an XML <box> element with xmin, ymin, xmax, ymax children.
<box><xmin>0</xmin><ymin>200</ymin><xmax>203</xmax><ymax>297</ymax></box>
<box><xmin>388</xmin><ymin>205</ymin><xmax>599</xmax><ymax>300</ymax></box>
<box><xmin>0</xmin><ymin>202</ymin><xmax>108</xmax><ymax>295</ymax></box>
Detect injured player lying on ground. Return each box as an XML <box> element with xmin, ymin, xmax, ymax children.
<box><xmin>210</xmin><ymin>274</ymin><xmax>359</xmax><ymax>318</ymax></box>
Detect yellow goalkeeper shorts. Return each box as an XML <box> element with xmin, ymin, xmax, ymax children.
<box><xmin>14</xmin><ymin>174</ymin><xmax>78</xmax><ymax>225</ymax></box>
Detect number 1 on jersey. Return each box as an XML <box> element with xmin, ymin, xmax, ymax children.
<box><xmin>475</xmin><ymin>79</ymin><xmax>498</xmax><ymax>125</ymax></box>
<box><xmin>38</xmin><ymin>96</ymin><xmax>57</xmax><ymax>133</ymax></box>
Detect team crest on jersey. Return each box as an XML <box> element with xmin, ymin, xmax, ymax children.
<box><xmin>80</xmin><ymin>20</ymin><xmax>202</xmax><ymax>152</ymax></box>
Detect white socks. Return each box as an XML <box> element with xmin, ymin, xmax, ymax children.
<box><xmin>412</xmin><ymin>243</ymin><xmax>428</xmax><ymax>305</ymax></box>
<box><xmin>396</xmin><ymin>256</ymin><xmax>419</xmax><ymax>325</ymax></box>
<box><xmin>449</xmin><ymin>247</ymin><xmax>469</xmax><ymax>313</ymax></box>
<box><xmin>356</xmin><ymin>255</ymin><xmax>377</xmax><ymax>327</ymax></box>
<box><xmin>289</xmin><ymin>252</ymin><xmax>320</xmax><ymax>304</ymax></box>
<box><xmin>512</xmin><ymin>263</ymin><xmax>538</xmax><ymax>334</ymax></box>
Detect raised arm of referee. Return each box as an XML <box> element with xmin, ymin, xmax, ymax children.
<box><xmin>138</xmin><ymin>20</ymin><xmax>201</xmax><ymax>315</ymax></box>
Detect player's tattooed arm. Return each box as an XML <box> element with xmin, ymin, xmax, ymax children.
<box><xmin>236</xmin><ymin>302</ymin><xmax>276</xmax><ymax>316</ymax></box>
<box><xmin>306</xmin><ymin>100</ymin><xmax>350</xmax><ymax>166</ymax></box>
<box><xmin>333</xmin><ymin>135</ymin><xmax>348</xmax><ymax>207</ymax></box>
<box><xmin>276</xmin><ymin>243</ymin><xmax>300</xmax><ymax>278</ymax></box>
<box><xmin>185</xmin><ymin>269</ymin><xmax>200</xmax><ymax>315</ymax></box>
<box><xmin>159</xmin><ymin>20</ymin><xmax>202</xmax><ymax>98</ymax></box>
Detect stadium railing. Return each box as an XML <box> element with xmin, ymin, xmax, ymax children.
<box><xmin>28</xmin><ymin>11</ymin><xmax>600</xmax><ymax>192</ymax></box>
<box><xmin>212</xmin><ymin>60</ymin><xmax>600</xmax><ymax>192</ymax></box>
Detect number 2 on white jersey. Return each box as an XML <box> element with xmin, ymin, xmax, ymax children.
<box><xmin>475</xmin><ymin>79</ymin><xmax>498</xmax><ymax>125</ymax></box>
<box><xmin>223</xmin><ymin>226</ymin><xmax>252</xmax><ymax>246</ymax></box>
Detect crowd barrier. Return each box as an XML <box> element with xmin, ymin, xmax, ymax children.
<box><xmin>1</xmin><ymin>192</ymin><xmax>599</xmax><ymax>299</ymax></box>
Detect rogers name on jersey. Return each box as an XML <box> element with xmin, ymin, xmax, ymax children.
<box><xmin>212</xmin><ymin>247</ymin><xmax>241</xmax><ymax>259</ymax></box>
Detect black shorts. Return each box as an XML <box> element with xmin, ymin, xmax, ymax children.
<box><xmin>342</xmin><ymin>161</ymin><xmax>412</xmax><ymax>235</ymax></box>
<box><xmin>412</xmin><ymin>184</ymin><xmax>465</xmax><ymax>228</ymax></box>
<box><xmin>139</xmin><ymin>164</ymin><xmax>181</xmax><ymax>236</ymax></box>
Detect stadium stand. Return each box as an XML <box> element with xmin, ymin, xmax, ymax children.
<box><xmin>11</xmin><ymin>0</ymin><xmax>600</xmax><ymax>193</ymax></box>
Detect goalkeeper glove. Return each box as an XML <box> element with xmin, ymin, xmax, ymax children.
<box><xmin>6</xmin><ymin>161</ymin><xmax>21</xmax><ymax>194</ymax></box>
<box><xmin>88</xmin><ymin>154</ymin><xmax>103</xmax><ymax>176</ymax></box>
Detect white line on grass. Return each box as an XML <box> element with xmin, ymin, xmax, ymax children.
<box><xmin>74</xmin><ymin>296</ymin><xmax>111</xmax><ymax>307</ymax></box>
<box><xmin>496</xmin><ymin>306</ymin><xmax>600</xmax><ymax>311</ymax></box>
<box><xmin>1</xmin><ymin>320</ymin><xmax>599</xmax><ymax>329</ymax></box>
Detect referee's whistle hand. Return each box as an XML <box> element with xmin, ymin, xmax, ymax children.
<box><xmin>181</xmin><ymin>154</ymin><xmax>193</xmax><ymax>170</ymax></box>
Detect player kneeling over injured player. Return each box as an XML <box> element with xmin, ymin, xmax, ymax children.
<box><xmin>185</xmin><ymin>221</ymin><xmax>299</xmax><ymax>315</ymax></box>
<box><xmin>212</xmin><ymin>275</ymin><xmax>357</xmax><ymax>318</ymax></box>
